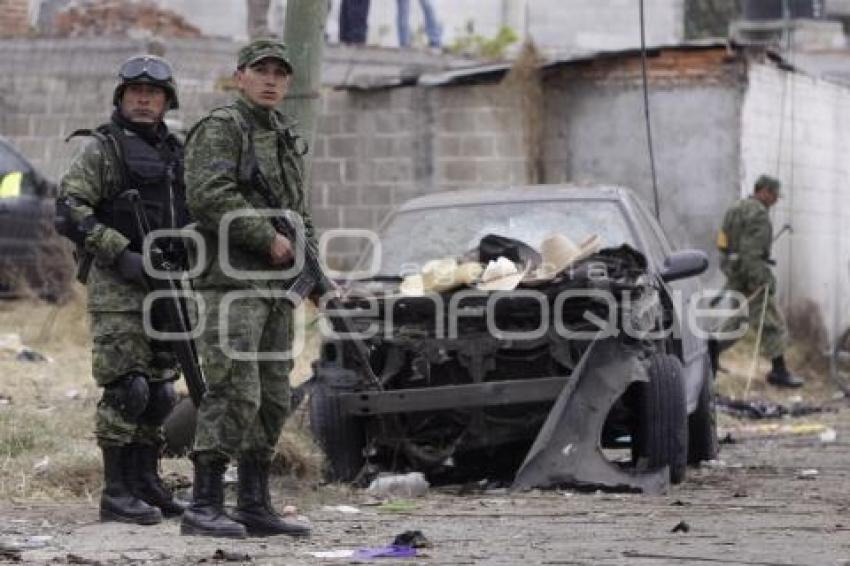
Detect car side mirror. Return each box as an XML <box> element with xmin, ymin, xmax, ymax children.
<box><xmin>660</xmin><ymin>250</ymin><xmax>708</xmax><ymax>282</ymax></box>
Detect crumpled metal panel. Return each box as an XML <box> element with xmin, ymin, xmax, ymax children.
<box><xmin>512</xmin><ymin>337</ymin><xmax>669</xmax><ymax>494</ymax></box>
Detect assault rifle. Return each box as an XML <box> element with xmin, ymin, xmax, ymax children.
<box><xmin>124</xmin><ymin>189</ymin><xmax>207</xmax><ymax>407</ymax></box>
<box><xmin>245</xmin><ymin>163</ymin><xmax>382</xmax><ymax>389</ymax></box>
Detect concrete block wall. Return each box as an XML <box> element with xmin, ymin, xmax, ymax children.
<box><xmin>741</xmin><ymin>62</ymin><xmax>850</xmax><ymax>349</ymax></box>
<box><xmin>312</xmin><ymin>81</ymin><xmax>532</xmax><ymax>267</ymax></box>
<box><xmin>0</xmin><ymin>37</ymin><xmax>237</xmax><ymax>180</ymax></box>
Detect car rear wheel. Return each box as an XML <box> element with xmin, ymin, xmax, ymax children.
<box><xmin>309</xmin><ymin>385</ymin><xmax>365</xmax><ymax>482</ymax></box>
<box><xmin>688</xmin><ymin>355</ymin><xmax>719</xmax><ymax>465</ymax></box>
<box><xmin>633</xmin><ymin>353</ymin><xmax>688</xmax><ymax>484</ymax></box>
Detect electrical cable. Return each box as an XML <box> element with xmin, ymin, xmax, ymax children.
<box><xmin>638</xmin><ymin>0</ymin><xmax>661</xmax><ymax>221</ymax></box>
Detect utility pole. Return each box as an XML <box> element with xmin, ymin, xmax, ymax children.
<box><xmin>282</xmin><ymin>0</ymin><xmax>327</xmax><ymax>176</ymax></box>
<box><xmin>782</xmin><ymin>0</ymin><xmax>792</xmax><ymax>53</ymax></box>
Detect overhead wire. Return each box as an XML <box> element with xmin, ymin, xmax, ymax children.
<box><xmin>638</xmin><ymin>0</ymin><xmax>661</xmax><ymax>221</ymax></box>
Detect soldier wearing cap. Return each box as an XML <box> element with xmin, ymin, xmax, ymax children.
<box><xmin>55</xmin><ymin>55</ymin><xmax>189</xmax><ymax>524</ymax></box>
<box><xmin>180</xmin><ymin>38</ymin><xmax>315</xmax><ymax>538</ymax></box>
<box><xmin>717</xmin><ymin>175</ymin><xmax>803</xmax><ymax>388</ymax></box>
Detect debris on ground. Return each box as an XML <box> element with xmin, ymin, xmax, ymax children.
<box><xmin>671</xmin><ymin>521</ymin><xmax>690</xmax><ymax>533</ymax></box>
<box><xmin>717</xmin><ymin>395</ymin><xmax>831</xmax><ymax>419</ymax></box>
<box><xmin>64</xmin><ymin>553</ymin><xmax>102</xmax><ymax>565</ymax></box>
<box><xmin>65</xmin><ymin>553</ymin><xmax>102</xmax><ymax>565</ymax></box>
<box><xmin>353</xmin><ymin>545</ymin><xmax>418</xmax><ymax>559</ymax></box>
<box><xmin>307</xmin><ymin>549</ymin><xmax>356</xmax><ymax>559</ymax></box>
<box><xmin>202</xmin><ymin>549</ymin><xmax>251</xmax><ymax>562</ymax></box>
<box><xmin>367</xmin><ymin>472</ymin><xmax>430</xmax><ymax>498</ymax></box>
<box><xmin>392</xmin><ymin>530</ymin><xmax>431</xmax><ymax>548</ymax></box>
<box><xmin>376</xmin><ymin>500</ymin><xmax>418</xmax><ymax>513</ymax></box>
<box><xmin>0</xmin><ymin>334</ymin><xmax>50</xmax><ymax>363</ymax></box>
<box><xmin>819</xmin><ymin>427</ymin><xmax>837</xmax><ymax>443</ymax></box>
<box><xmin>797</xmin><ymin>469</ymin><xmax>819</xmax><ymax>480</ymax></box>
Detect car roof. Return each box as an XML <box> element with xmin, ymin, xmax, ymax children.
<box><xmin>0</xmin><ymin>136</ymin><xmax>35</xmax><ymax>174</ymax></box>
<box><xmin>396</xmin><ymin>184</ymin><xmax>633</xmax><ymax>213</ymax></box>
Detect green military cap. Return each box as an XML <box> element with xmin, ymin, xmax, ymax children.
<box><xmin>237</xmin><ymin>38</ymin><xmax>293</xmax><ymax>73</ymax></box>
<box><xmin>754</xmin><ymin>174</ymin><xmax>781</xmax><ymax>193</ymax></box>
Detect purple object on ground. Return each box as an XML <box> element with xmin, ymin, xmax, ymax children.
<box><xmin>353</xmin><ymin>545</ymin><xmax>417</xmax><ymax>559</ymax></box>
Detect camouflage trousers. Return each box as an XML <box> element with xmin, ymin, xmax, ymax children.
<box><xmin>90</xmin><ymin>311</ymin><xmax>177</xmax><ymax>447</ymax></box>
<box><xmin>191</xmin><ymin>290</ymin><xmax>294</xmax><ymax>463</ymax></box>
<box><xmin>722</xmin><ymin>279</ymin><xmax>788</xmax><ymax>360</ymax></box>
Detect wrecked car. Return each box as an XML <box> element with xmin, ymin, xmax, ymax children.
<box><xmin>309</xmin><ymin>185</ymin><xmax>718</xmax><ymax>493</ymax></box>
<box><xmin>0</xmin><ymin>136</ymin><xmax>74</xmax><ymax>301</ymax></box>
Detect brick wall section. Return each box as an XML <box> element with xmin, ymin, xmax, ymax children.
<box><xmin>0</xmin><ymin>0</ymin><xmax>29</xmax><ymax>38</ymax></box>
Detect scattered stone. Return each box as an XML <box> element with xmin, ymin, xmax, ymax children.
<box><xmin>819</xmin><ymin>428</ymin><xmax>837</xmax><ymax>443</ymax></box>
<box><xmin>65</xmin><ymin>553</ymin><xmax>103</xmax><ymax>565</ymax></box>
<box><xmin>671</xmin><ymin>520</ymin><xmax>690</xmax><ymax>533</ymax></box>
<box><xmin>797</xmin><ymin>469</ymin><xmax>819</xmax><ymax>480</ymax></box>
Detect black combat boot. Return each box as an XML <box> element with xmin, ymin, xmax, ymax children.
<box><xmin>767</xmin><ymin>356</ymin><xmax>804</xmax><ymax>388</ymax></box>
<box><xmin>230</xmin><ymin>455</ymin><xmax>311</xmax><ymax>537</ymax></box>
<box><xmin>126</xmin><ymin>443</ymin><xmax>187</xmax><ymax>518</ymax></box>
<box><xmin>180</xmin><ymin>455</ymin><xmax>246</xmax><ymax>538</ymax></box>
<box><xmin>99</xmin><ymin>446</ymin><xmax>162</xmax><ymax>525</ymax></box>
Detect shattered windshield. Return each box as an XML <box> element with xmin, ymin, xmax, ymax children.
<box><xmin>373</xmin><ymin>200</ymin><xmax>637</xmax><ymax>277</ymax></box>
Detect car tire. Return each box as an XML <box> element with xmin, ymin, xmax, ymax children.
<box><xmin>309</xmin><ymin>385</ymin><xmax>364</xmax><ymax>482</ymax></box>
<box><xmin>163</xmin><ymin>396</ymin><xmax>197</xmax><ymax>457</ymax></box>
<box><xmin>634</xmin><ymin>353</ymin><xmax>688</xmax><ymax>484</ymax></box>
<box><xmin>688</xmin><ymin>355</ymin><xmax>719</xmax><ymax>465</ymax></box>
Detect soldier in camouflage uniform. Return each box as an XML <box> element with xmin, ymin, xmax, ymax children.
<box><xmin>718</xmin><ymin>175</ymin><xmax>803</xmax><ymax>388</ymax></box>
<box><xmin>55</xmin><ymin>55</ymin><xmax>189</xmax><ymax>524</ymax></box>
<box><xmin>180</xmin><ymin>38</ymin><xmax>314</xmax><ymax>539</ymax></box>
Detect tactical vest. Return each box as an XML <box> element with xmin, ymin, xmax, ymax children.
<box><xmin>68</xmin><ymin>122</ymin><xmax>189</xmax><ymax>254</ymax></box>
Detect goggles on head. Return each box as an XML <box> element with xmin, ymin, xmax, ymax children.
<box><xmin>119</xmin><ymin>57</ymin><xmax>173</xmax><ymax>82</ymax></box>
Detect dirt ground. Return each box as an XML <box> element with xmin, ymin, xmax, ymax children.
<box><xmin>2</xmin><ymin>412</ymin><xmax>850</xmax><ymax>565</ymax></box>
<box><xmin>2</xmin><ymin>295</ymin><xmax>850</xmax><ymax>565</ymax></box>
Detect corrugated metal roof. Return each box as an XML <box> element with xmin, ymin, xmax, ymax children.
<box><xmin>413</xmin><ymin>40</ymin><xmax>733</xmax><ymax>88</ymax></box>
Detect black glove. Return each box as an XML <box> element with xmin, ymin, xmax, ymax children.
<box><xmin>116</xmin><ymin>249</ymin><xmax>147</xmax><ymax>285</ymax></box>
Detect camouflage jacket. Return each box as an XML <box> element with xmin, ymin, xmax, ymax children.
<box><xmin>185</xmin><ymin>95</ymin><xmax>316</xmax><ymax>290</ymax></box>
<box><xmin>718</xmin><ymin>196</ymin><xmax>774</xmax><ymax>292</ymax></box>
<box><xmin>59</xmin><ymin>120</ymin><xmax>183</xmax><ymax>312</ymax></box>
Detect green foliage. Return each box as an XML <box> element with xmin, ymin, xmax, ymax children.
<box><xmin>447</xmin><ymin>23</ymin><xmax>519</xmax><ymax>60</ymax></box>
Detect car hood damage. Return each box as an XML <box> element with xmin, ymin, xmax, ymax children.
<box><xmin>313</xmin><ymin>240</ymin><xmax>673</xmax><ymax>494</ymax></box>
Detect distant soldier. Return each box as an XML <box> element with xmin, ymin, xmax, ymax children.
<box><xmin>180</xmin><ymin>38</ymin><xmax>314</xmax><ymax>539</ymax></box>
<box><xmin>55</xmin><ymin>55</ymin><xmax>189</xmax><ymax>523</ymax></box>
<box><xmin>717</xmin><ymin>175</ymin><xmax>803</xmax><ymax>388</ymax></box>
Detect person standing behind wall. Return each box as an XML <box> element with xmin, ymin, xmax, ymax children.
<box><xmin>397</xmin><ymin>0</ymin><xmax>442</xmax><ymax>48</ymax></box>
<box><xmin>339</xmin><ymin>0</ymin><xmax>370</xmax><ymax>44</ymax></box>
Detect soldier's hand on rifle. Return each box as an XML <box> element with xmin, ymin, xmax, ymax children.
<box><xmin>269</xmin><ymin>233</ymin><xmax>294</xmax><ymax>265</ymax></box>
<box><xmin>115</xmin><ymin>248</ymin><xmax>147</xmax><ymax>286</ymax></box>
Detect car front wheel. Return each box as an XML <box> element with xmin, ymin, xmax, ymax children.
<box><xmin>633</xmin><ymin>353</ymin><xmax>688</xmax><ymax>484</ymax></box>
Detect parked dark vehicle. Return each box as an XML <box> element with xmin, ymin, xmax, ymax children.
<box><xmin>0</xmin><ymin>136</ymin><xmax>74</xmax><ymax>301</ymax></box>
<box><xmin>308</xmin><ymin>185</ymin><xmax>718</xmax><ymax>492</ymax></box>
